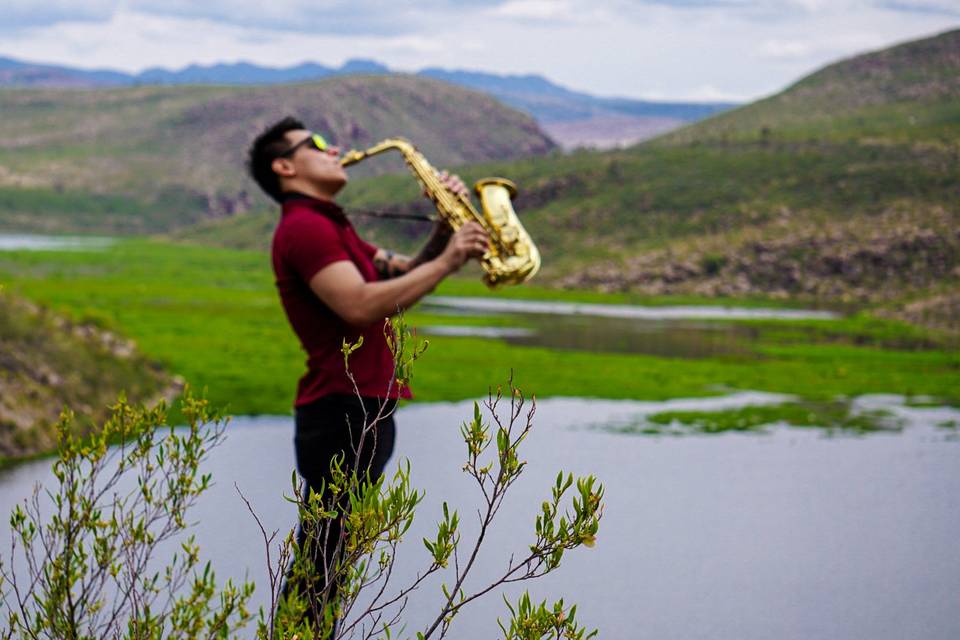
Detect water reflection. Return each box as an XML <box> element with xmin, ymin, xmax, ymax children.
<box><xmin>418</xmin><ymin>297</ymin><xmax>840</xmax><ymax>359</ymax></box>
<box><xmin>418</xmin><ymin>325</ymin><xmax>535</xmax><ymax>338</ymax></box>
<box><xmin>418</xmin><ymin>314</ymin><xmax>763</xmax><ymax>358</ymax></box>
<box><xmin>424</xmin><ymin>295</ymin><xmax>838</xmax><ymax>320</ymax></box>
<box><xmin>514</xmin><ymin>315</ymin><xmax>760</xmax><ymax>358</ymax></box>
<box><xmin>0</xmin><ymin>234</ymin><xmax>113</xmax><ymax>251</ymax></box>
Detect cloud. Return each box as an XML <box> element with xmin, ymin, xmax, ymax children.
<box><xmin>875</xmin><ymin>1</ymin><xmax>960</xmax><ymax>17</ymax></box>
<box><xmin>593</xmin><ymin>0</ymin><xmax>831</xmax><ymax>27</ymax></box>
<box><xmin>759</xmin><ymin>38</ymin><xmax>817</xmax><ymax>59</ymax></box>
<box><xmin>604</xmin><ymin>0</ymin><xmax>834</xmax><ymax>13</ymax></box>
<box><xmin>0</xmin><ymin>0</ymin><xmax>115</xmax><ymax>31</ymax></box>
<box><xmin>131</xmin><ymin>0</ymin><xmax>520</xmax><ymax>36</ymax></box>
<box><xmin>603</xmin><ymin>0</ymin><xmax>958</xmax><ymax>22</ymax></box>
<box><xmin>0</xmin><ymin>0</ymin><xmax>507</xmax><ymax>36</ymax></box>
<box><xmin>0</xmin><ymin>0</ymin><xmax>956</xmax><ymax>102</ymax></box>
<box><xmin>755</xmin><ymin>28</ymin><xmax>911</xmax><ymax>64</ymax></box>
<box><xmin>6</xmin><ymin>0</ymin><xmax>956</xmax><ymax>37</ymax></box>
<box><xmin>610</xmin><ymin>0</ymin><xmax>751</xmax><ymax>7</ymax></box>
<box><xmin>640</xmin><ymin>84</ymin><xmax>755</xmax><ymax>101</ymax></box>
<box><xmin>486</xmin><ymin>0</ymin><xmax>580</xmax><ymax>20</ymax></box>
<box><xmin>0</xmin><ymin>9</ymin><xmax>456</xmax><ymax>73</ymax></box>
<box><xmin>129</xmin><ymin>0</ymin><xmax>420</xmax><ymax>35</ymax></box>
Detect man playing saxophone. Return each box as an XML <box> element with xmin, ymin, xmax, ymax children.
<box><xmin>246</xmin><ymin>116</ymin><xmax>488</xmax><ymax>635</ymax></box>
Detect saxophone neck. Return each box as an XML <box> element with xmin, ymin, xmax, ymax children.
<box><xmin>340</xmin><ymin>138</ymin><xmax>415</xmax><ymax>168</ymax></box>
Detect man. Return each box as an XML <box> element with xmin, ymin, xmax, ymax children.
<box><xmin>246</xmin><ymin>116</ymin><xmax>487</xmax><ymax>633</ymax></box>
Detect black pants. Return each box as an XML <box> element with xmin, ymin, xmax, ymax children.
<box><xmin>283</xmin><ymin>394</ymin><xmax>397</xmax><ymax>635</ymax></box>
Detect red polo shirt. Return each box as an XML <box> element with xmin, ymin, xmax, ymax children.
<box><xmin>272</xmin><ymin>193</ymin><xmax>411</xmax><ymax>406</ymax></box>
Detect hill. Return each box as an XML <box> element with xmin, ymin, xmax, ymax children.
<box><xmin>558</xmin><ymin>28</ymin><xmax>960</xmax><ymax>328</ymax></box>
<box><xmin>659</xmin><ymin>28</ymin><xmax>960</xmax><ymax>144</ymax></box>
<box><xmin>0</xmin><ymin>75</ymin><xmax>554</xmax><ymax>233</ymax></box>
<box><xmin>185</xmin><ymin>29</ymin><xmax>960</xmax><ymax>329</ymax></box>
<box><xmin>582</xmin><ymin>27</ymin><xmax>960</xmax><ymax>295</ymax></box>
<box><xmin>0</xmin><ymin>288</ymin><xmax>176</xmax><ymax>463</ymax></box>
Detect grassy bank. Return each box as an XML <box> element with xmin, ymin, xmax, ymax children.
<box><xmin>1</xmin><ymin>239</ymin><xmax>957</xmax><ymax>420</ymax></box>
<box><xmin>0</xmin><ymin>286</ymin><xmax>172</xmax><ymax>461</ymax></box>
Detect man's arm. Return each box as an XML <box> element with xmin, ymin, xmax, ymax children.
<box><xmin>310</xmin><ymin>222</ymin><xmax>488</xmax><ymax>327</ymax></box>
<box><xmin>372</xmin><ymin>222</ymin><xmax>453</xmax><ymax>279</ymax></box>
<box><xmin>372</xmin><ymin>171</ymin><xmax>469</xmax><ymax>280</ymax></box>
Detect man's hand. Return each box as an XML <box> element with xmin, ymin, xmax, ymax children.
<box><xmin>439</xmin><ymin>222</ymin><xmax>489</xmax><ymax>273</ymax></box>
<box><xmin>435</xmin><ymin>171</ymin><xmax>485</xmax><ymax>273</ymax></box>
<box><xmin>438</xmin><ymin>170</ymin><xmax>469</xmax><ymax>198</ymax></box>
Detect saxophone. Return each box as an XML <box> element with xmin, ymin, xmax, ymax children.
<box><xmin>340</xmin><ymin>138</ymin><xmax>540</xmax><ymax>287</ymax></box>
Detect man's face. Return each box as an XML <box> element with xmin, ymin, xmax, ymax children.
<box><xmin>280</xmin><ymin>128</ymin><xmax>348</xmax><ymax>195</ymax></box>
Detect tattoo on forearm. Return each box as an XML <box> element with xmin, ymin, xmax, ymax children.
<box><xmin>375</xmin><ymin>224</ymin><xmax>452</xmax><ymax>279</ymax></box>
<box><xmin>373</xmin><ymin>252</ymin><xmax>391</xmax><ymax>279</ymax></box>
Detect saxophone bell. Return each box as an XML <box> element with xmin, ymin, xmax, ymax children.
<box><xmin>340</xmin><ymin>138</ymin><xmax>540</xmax><ymax>287</ymax></box>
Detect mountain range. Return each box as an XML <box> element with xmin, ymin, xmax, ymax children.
<box><xmin>0</xmin><ymin>56</ymin><xmax>735</xmax><ymax>148</ymax></box>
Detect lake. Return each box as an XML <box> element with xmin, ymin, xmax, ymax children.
<box><xmin>2</xmin><ymin>393</ymin><xmax>958</xmax><ymax>639</ymax></box>
<box><xmin>1</xmin><ymin>234</ymin><xmax>957</xmax><ymax>637</ymax></box>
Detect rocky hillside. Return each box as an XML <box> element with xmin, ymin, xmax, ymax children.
<box><xmin>561</xmin><ymin>205</ymin><xmax>960</xmax><ymax>324</ymax></box>
<box><xmin>0</xmin><ymin>290</ymin><xmax>177</xmax><ymax>462</ymax></box>
<box><xmin>0</xmin><ymin>75</ymin><xmax>555</xmax><ymax>233</ymax></box>
<box><xmin>581</xmin><ymin>28</ymin><xmax>960</xmax><ymax>315</ymax></box>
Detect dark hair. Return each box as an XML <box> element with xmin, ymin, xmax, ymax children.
<box><xmin>247</xmin><ymin>116</ymin><xmax>306</xmax><ymax>203</ymax></box>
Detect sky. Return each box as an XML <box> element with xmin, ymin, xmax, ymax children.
<box><xmin>1</xmin><ymin>0</ymin><xmax>958</xmax><ymax>102</ymax></box>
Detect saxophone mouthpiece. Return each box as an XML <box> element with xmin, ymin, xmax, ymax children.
<box><xmin>339</xmin><ymin>150</ymin><xmax>364</xmax><ymax>168</ymax></box>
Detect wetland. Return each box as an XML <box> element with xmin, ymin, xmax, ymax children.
<box><xmin>2</xmin><ymin>235</ymin><xmax>959</xmax><ymax>638</ymax></box>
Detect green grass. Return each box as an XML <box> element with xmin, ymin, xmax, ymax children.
<box><xmin>0</xmin><ymin>240</ymin><xmax>297</xmax><ymax>415</ymax></box>
<box><xmin>738</xmin><ymin>314</ymin><xmax>953</xmax><ymax>350</ymax></box>
<box><xmin>0</xmin><ymin>185</ymin><xmax>209</xmax><ymax>234</ymax></box>
<box><xmin>606</xmin><ymin>401</ymin><xmax>903</xmax><ymax>435</ymax></box>
<box><xmin>1</xmin><ymin>239</ymin><xmax>958</xmax><ymax>417</ymax></box>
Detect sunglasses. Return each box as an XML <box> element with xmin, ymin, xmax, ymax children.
<box><xmin>279</xmin><ymin>133</ymin><xmax>329</xmax><ymax>158</ymax></box>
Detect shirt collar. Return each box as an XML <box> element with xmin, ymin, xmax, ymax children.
<box><xmin>280</xmin><ymin>191</ymin><xmax>348</xmax><ymax>223</ymax></box>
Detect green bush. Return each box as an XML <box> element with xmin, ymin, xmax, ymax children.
<box><xmin>0</xmin><ymin>392</ymin><xmax>254</xmax><ymax>639</ymax></box>
<box><xmin>1</xmin><ymin>319</ymin><xmax>605</xmax><ymax>640</ymax></box>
